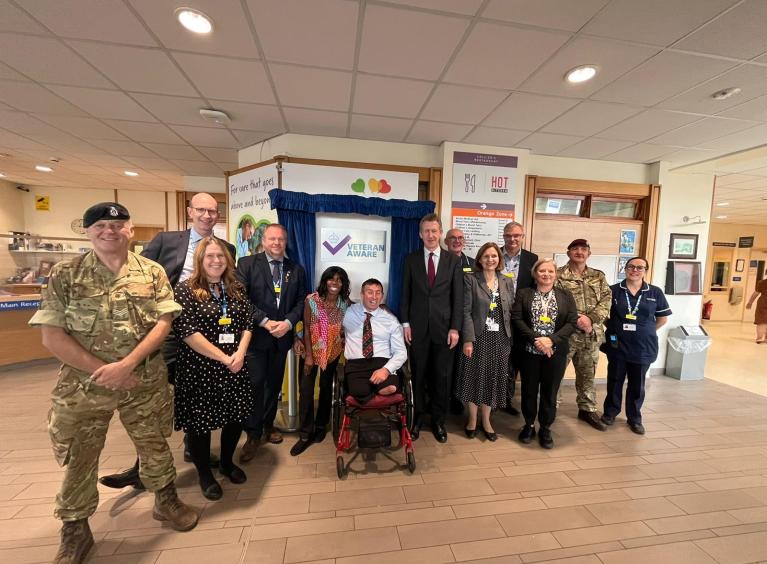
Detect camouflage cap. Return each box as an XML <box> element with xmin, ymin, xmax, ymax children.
<box><xmin>83</xmin><ymin>202</ymin><xmax>130</xmax><ymax>227</ymax></box>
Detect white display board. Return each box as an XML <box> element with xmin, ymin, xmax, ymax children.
<box><xmin>315</xmin><ymin>213</ymin><xmax>392</xmax><ymax>298</ymax></box>
<box><xmin>282</xmin><ymin>163</ymin><xmax>419</xmax><ymax>200</ymax></box>
<box><xmin>227</xmin><ymin>163</ymin><xmax>279</xmax><ymax>261</ymax></box>
<box><xmin>554</xmin><ymin>254</ymin><xmax>619</xmax><ymax>284</ymax></box>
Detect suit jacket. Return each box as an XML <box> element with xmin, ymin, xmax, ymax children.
<box><xmin>462</xmin><ymin>271</ymin><xmax>514</xmax><ymax>344</ymax></box>
<box><xmin>400</xmin><ymin>249</ymin><xmax>463</xmax><ymax>344</ymax></box>
<box><xmin>141</xmin><ymin>229</ymin><xmax>236</xmax><ymax>287</ymax></box>
<box><xmin>512</xmin><ymin>286</ymin><xmax>578</xmax><ymax>351</ymax></box>
<box><xmin>235</xmin><ymin>252</ymin><xmax>307</xmax><ymax>352</ymax></box>
<box><xmin>516</xmin><ymin>248</ymin><xmax>539</xmax><ymax>290</ymax></box>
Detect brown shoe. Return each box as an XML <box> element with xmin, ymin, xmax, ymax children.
<box><xmin>266</xmin><ymin>428</ymin><xmax>283</xmax><ymax>444</ymax></box>
<box><xmin>578</xmin><ymin>409</ymin><xmax>607</xmax><ymax>432</ymax></box>
<box><xmin>53</xmin><ymin>519</ymin><xmax>94</xmax><ymax>564</ymax></box>
<box><xmin>153</xmin><ymin>482</ymin><xmax>199</xmax><ymax>531</ymax></box>
<box><xmin>239</xmin><ymin>436</ymin><xmax>260</xmax><ymax>463</ymax></box>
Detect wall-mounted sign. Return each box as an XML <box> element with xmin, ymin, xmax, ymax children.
<box><xmin>738</xmin><ymin>236</ymin><xmax>755</xmax><ymax>248</ymax></box>
<box><xmin>35</xmin><ymin>195</ymin><xmax>50</xmax><ymax>211</ymax></box>
<box><xmin>712</xmin><ymin>241</ymin><xmax>736</xmax><ymax>247</ymax></box>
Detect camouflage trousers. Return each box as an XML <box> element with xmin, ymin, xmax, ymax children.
<box><xmin>48</xmin><ymin>359</ymin><xmax>175</xmax><ymax>521</ymax></box>
<box><xmin>565</xmin><ymin>337</ymin><xmax>602</xmax><ymax>412</ymax></box>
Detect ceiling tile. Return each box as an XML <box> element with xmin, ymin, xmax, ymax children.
<box><xmin>232</xmin><ymin>129</ymin><xmax>280</xmax><ymax>147</ymax></box>
<box><xmin>170</xmin><ymin>160</ymin><xmax>223</xmax><ymax>176</ymax></box>
<box><xmin>353</xmin><ymin>75</ymin><xmax>433</xmax><ymax>118</ymax></box>
<box><xmin>406</xmin><ymin>120</ymin><xmax>473</xmax><ymax>145</ymax></box>
<box><xmin>48</xmin><ymin>86</ymin><xmax>157</xmax><ymax>121</ymax></box>
<box><xmin>34</xmin><ymin>115</ymin><xmax>128</xmax><ymax>140</ymax></box>
<box><xmin>0</xmin><ymin>61</ymin><xmax>27</xmax><ymax>81</ymax></box>
<box><xmin>89</xmin><ymin>139</ymin><xmax>157</xmax><ymax>158</ymax></box>
<box><xmin>173</xmin><ymin>53</ymin><xmax>274</xmax><ymax>104</ymax></box>
<box><xmin>462</xmin><ymin>126</ymin><xmax>531</xmax><ymax>148</ymax></box>
<box><xmin>270</xmin><ymin>65</ymin><xmax>351</xmax><ymax>111</ymax></box>
<box><xmin>649</xmin><ymin>117</ymin><xmax>758</xmax><ymax>146</ymax></box>
<box><xmin>602</xmin><ymin>143</ymin><xmax>679</xmax><ymax>163</ymax></box>
<box><xmin>122</xmin><ymin>156</ymin><xmax>180</xmax><ymax>172</ymax></box>
<box><xmin>444</xmin><ymin>22</ymin><xmax>570</xmax><ymax>90</ymax></box>
<box><xmin>69</xmin><ymin>42</ymin><xmax>196</xmax><ymax>96</ymax></box>
<box><xmin>103</xmin><ymin>120</ymin><xmax>185</xmax><ymax>144</ymax></box>
<box><xmin>719</xmin><ymin>94</ymin><xmax>767</xmax><ymax>122</ymax></box>
<box><xmin>597</xmin><ymin>109</ymin><xmax>703</xmax><ymax>142</ymax></box>
<box><xmin>381</xmin><ymin>0</ymin><xmax>483</xmax><ymax>16</ymax></box>
<box><xmin>358</xmin><ymin>4</ymin><xmax>468</xmax><ymax>80</ymax></box>
<box><xmin>675</xmin><ymin>0</ymin><xmax>767</xmax><ymax>59</ymax></box>
<box><xmin>169</xmin><ymin>125</ymin><xmax>240</xmax><ymax>148</ymax></box>
<box><xmin>22</xmin><ymin>0</ymin><xmax>157</xmax><ymax>46</ymax></box>
<box><xmin>698</xmin><ymin>124</ymin><xmax>767</xmax><ymax>152</ymax></box>
<box><xmin>557</xmin><ymin>137</ymin><xmax>634</xmax><ymax>159</ymax></box>
<box><xmin>248</xmin><ymin>0</ymin><xmax>357</xmax><ymax>69</ymax></box>
<box><xmin>0</xmin><ymin>33</ymin><xmax>112</xmax><ymax>88</ymax></box>
<box><xmin>197</xmin><ymin>147</ymin><xmax>238</xmax><ymax>163</ymax></box>
<box><xmin>129</xmin><ymin>93</ymin><xmax>207</xmax><ymax>126</ymax></box>
<box><xmin>0</xmin><ymin>130</ymin><xmax>51</xmax><ymax>150</ymax></box>
<box><xmin>582</xmin><ymin>0</ymin><xmax>737</xmax><ymax>46</ymax></box>
<box><xmin>143</xmin><ymin>143</ymin><xmax>206</xmax><ymax>160</ymax></box>
<box><xmin>0</xmin><ymin>82</ymin><xmax>87</xmax><ymax>115</ymax></box>
<box><xmin>520</xmin><ymin>37</ymin><xmax>659</xmax><ymax>99</ymax></box>
<box><xmin>660</xmin><ymin>147</ymin><xmax>719</xmax><ymax>165</ymax></box>
<box><xmin>283</xmin><ymin>108</ymin><xmax>348</xmax><ymax>137</ymax></box>
<box><xmin>483</xmin><ymin>92</ymin><xmax>579</xmax><ymax>131</ymax></box>
<box><xmin>349</xmin><ymin>114</ymin><xmax>411</xmax><ymax>143</ymax></box>
<box><xmin>592</xmin><ymin>51</ymin><xmax>737</xmax><ymax>107</ymax></box>
<box><xmin>541</xmin><ymin>101</ymin><xmax>642</xmax><ymax>137</ymax></box>
<box><xmin>208</xmin><ymin>100</ymin><xmax>285</xmax><ymax>132</ymax></box>
<box><xmin>484</xmin><ymin>0</ymin><xmax>609</xmax><ymax>31</ymax></box>
<box><xmin>420</xmin><ymin>84</ymin><xmax>507</xmax><ymax>124</ymax></box>
<box><xmin>129</xmin><ymin>0</ymin><xmax>259</xmax><ymax>58</ymax></box>
<box><xmin>0</xmin><ymin>0</ymin><xmax>47</xmax><ymax>33</ymax></box>
<box><xmin>517</xmin><ymin>132</ymin><xmax>583</xmax><ymax>154</ymax></box>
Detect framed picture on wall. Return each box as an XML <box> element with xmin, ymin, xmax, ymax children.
<box><xmin>617</xmin><ymin>256</ymin><xmax>630</xmax><ymax>281</ymax></box>
<box><xmin>669</xmin><ymin>233</ymin><xmax>699</xmax><ymax>259</ymax></box>
<box><xmin>665</xmin><ymin>261</ymin><xmax>702</xmax><ymax>295</ymax></box>
<box><xmin>619</xmin><ymin>229</ymin><xmax>637</xmax><ymax>255</ymax></box>
<box><xmin>736</xmin><ymin>259</ymin><xmax>745</xmax><ymax>272</ymax></box>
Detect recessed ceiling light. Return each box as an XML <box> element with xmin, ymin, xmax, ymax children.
<box><xmin>716</xmin><ymin>202</ymin><xmax>729</xmax><ymax>206</ymax></box>
<box><xmin>124</xmin><ymin>170</ymin><xmax>139</xmax><ymax>177</ymax></box>
<box><xmin>175</xmin><ymin>8</ymin><xmax>213</xmax><ymax>34</ymax></box>
<box><xmin>35</xmin><ymin>165</ymin><xmax>53</xmax><ymax>172</ymax></box>
<box><xmin>565</xmin><ymin>65</ymin><xmax>598</xmax><ymax>84</ymax></box>
<box><xmin>711</xmin><ymin>87</ymin><xmax>741</xmax><ymax>101</ymax></box>
<box><xmin>716</xmin><ymin>215</ymin><xmax>728</xmax><ymax>219</ymax></box>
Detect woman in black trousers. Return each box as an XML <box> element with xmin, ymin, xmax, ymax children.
<box><xmin>512</xmin><ymin>258</ymin><xmax>578</xmax><ymax>449</ymax></box>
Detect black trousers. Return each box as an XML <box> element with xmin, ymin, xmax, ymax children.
<box><xmin>519</xmin><ymin>348</ymin><xmax>568</xmax><ymax>429</ymax></box>
<box><xmin>345</xmin><ymin>357</ymin><xmax>399</xmax><ymax>404</ymax></box>
<box><xmin>298</xmin><ymin>355</ymin><xmax>340</xmax><ymax>439</ymax></box>
<box><xmin>409</xmin><ymin>339</ymin><xmax>455</xmax><ymax>425</ymax></box>
<box><xmin>244</xmin><ymin>346</ymin><xmax>288</xmax><ymax>439</ymax></box>
<box><xmin>187</xmin><ymin>421</ymin><xmax>241</xmax><ymax>481</ymax></box>
<box><xmin>604</xmin><ymin>355</ymin><xmax>649</xmax><ymax>425</ymax></box>
<box><xmin>507</xmin><ymin>347</ymin><xmax>519</xmax><ymax>403</ymax></box>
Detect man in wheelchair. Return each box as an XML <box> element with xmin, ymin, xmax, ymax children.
<box><xmin>342</xmin><ymin>278</ymin><xmax>407</xmax><ymax>403</ymax></box>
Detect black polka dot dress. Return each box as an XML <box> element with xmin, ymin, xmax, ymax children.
<box><xmin>172</xmin><ymin>280</ymin><xmax>254</xmax><ymax>434</ymax></box>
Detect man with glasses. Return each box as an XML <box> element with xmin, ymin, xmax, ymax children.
<box><xmin>100</xmin><ymin>193</ymin><xmax>235</xmax><ymax>490</ymax></box>
<box><xmin>556</xmin><ymin>239</ymin><xmax>612</xmax><ymax>432</ymax></box>
<box><xmin>445</xmin><ymin>228</ymin><xmax>473</xmax><ymax>272</ymax></box>
<box><xmin>501</xmin><ymin>221</ymin><xmax>538</xmax><ymax>416</ymax></box>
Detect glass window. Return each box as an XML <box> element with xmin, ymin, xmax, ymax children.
<box><xmin>710</xmin><ymin>261</ymin><xmax>730</xmax><ymax>290</ymax></box>
<box><xmin>591</xmin><ymin>200</ymin><xmax>637</xmax><ymax>218</ymax></box>
<box><xmin>535</xmin><ymin>196</ymin><xmax>583</xmax><ymax>215</ymax></box>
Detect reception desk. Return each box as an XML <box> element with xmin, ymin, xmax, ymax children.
<box><xmin>0</xmin><ymin>289</ymin><xmax>53</xmax><ymax>366</ymax></box>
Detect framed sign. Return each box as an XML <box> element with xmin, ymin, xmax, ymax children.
<box><xmin>669</xmin><ymin>233</ymin><xmax>699</xmax><ymax>259</ymax></box>
<box><xmin>736</xmin><ymin>259</ymin><xmax>745</xmax><ymax>272</ymax></box>
<box><xmin>619</xmin><ymin>229</ymin><xmax>637</xmax><ymax>255</ymax></box>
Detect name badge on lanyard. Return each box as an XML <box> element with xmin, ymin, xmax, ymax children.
<box><xmin>622</xmin><ymin>323</ymin><xmax>637</xmax><ymax>332</ymax></box>
<box><xmin>219</xmin><ymin>333</ymin><xmax>235</xmax><ymax>343</ymax></box>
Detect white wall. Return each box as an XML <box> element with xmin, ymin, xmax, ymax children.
<box><xmin>22</xmin><ymin>186</ymin><xmax>113</xmax><ymax>239</ymax></box>
<box><xmin>529</xmin><ymin>154</ymin><xmax>651</xmax><ymax>184</ymax></box>
<box><xmin>0</xmin><ymin>179</ymin><xmax>25</xmax><ymax>277</ymax></box>
<box><xmin>118</xmin><ymin>190</ymin><xmax>166</xmax><ymax>226</ymax></box>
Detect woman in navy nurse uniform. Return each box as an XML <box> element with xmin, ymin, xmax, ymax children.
<box><xmin>601</xmin><ymin>257</ymin><xmax>671</xmax><ymax>435</ymax></box>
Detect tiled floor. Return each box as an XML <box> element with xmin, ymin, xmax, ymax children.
<box><xmin>1</xmin><ymin>324</ymin><xmax>767</xmax><ymax>563</ymax></box>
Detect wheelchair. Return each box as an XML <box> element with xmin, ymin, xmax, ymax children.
<box><xmin>331</xmin><ymin>361</ymin><xmax>416</xmax><ymax>479</ymax></box>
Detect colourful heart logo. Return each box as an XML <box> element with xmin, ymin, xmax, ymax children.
<box><xmin>379</xmin><ymin>179</ymin><xmax>392</xmax><ymax>193</ymax></box>
<box><xmin>351</xmin><ymin>178</ymin><xmax>365</xmax><ymax>193</ymax></box>
<box><xmin>368</xmin><ymin>178</ymin><xmax>380</xmax><ymax>193</ymax></box>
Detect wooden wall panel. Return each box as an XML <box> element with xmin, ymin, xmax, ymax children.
<box><xmin>533</xmin><ymin>218</ymin><xmax>644</xmax><ymax>260</ymax></box>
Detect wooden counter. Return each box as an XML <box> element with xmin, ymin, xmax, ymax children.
<box><xmin>0</xmin><ymin>294</ymin><xmax>53</xmax><ymax>366</ymax></box>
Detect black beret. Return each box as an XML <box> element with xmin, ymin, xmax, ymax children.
<box><xmin>83</xmin><ymin>202</ymin><xmax>130</xmax><ymax>228</ymax></box>
<box><xmin>567</xmin><ymin>239</ymin><xmax>590</xmax><ymax>250</ymax></box>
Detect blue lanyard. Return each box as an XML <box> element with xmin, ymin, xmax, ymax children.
<box><xmin>211</xmin><ymin>281</ymin><xmax>228</xmax><ymax>318</ymax></box>
<box><xmin>624</xmin><ymin>289</ymin><xmax>641</xmax><ymax>317</ymax></box>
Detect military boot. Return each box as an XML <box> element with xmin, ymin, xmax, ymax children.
<box><xmin>153</xmin><ymin>482</ymin><xmax>199</xmax><ymax>531</ymax></box>
<box><xmin>53</xmin><ymin>519</ymin><xmax>94</xmax><ymax>564</ymax></box>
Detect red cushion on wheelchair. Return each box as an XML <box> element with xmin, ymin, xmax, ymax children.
<box><xmin>345</xmin><ymin>393</ymin><xmax>405</xmax><ymax>408</ymax></box>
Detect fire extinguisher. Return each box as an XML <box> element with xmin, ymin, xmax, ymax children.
<box><xmin>702</xmin><ymin>300</ymin><xmax>713</xmax><ymax>320</ymax></box>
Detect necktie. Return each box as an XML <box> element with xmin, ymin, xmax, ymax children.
<box><xmin>270</xmin><ymin>260</ymin><xmax>280</xmax><ymax>285</ymax></box>
<box><xmin>362</xmin><ymin>312</ymin><xmax>374</xmax><ymax>358</ymax></box>
<box><xmin>427</xmin><ymin>252</ymin><xmax>436</xmax><ymax>288</ymax></box>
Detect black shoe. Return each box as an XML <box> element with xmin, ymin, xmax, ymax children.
<box><xmin>601</xmin><ymin>414</ymin><xmax>615</xmax><ymax>426</ymax></box>
<box><xmin>481</xmin><ymin>426</ymin><xmax>497</xmax><ymax>442</ymax></box>
<box><xmin>200</xmin><ymin>479</ymin><xmax>223</xmax><ymax>501</ymax></box>
<box><xmin>290</xmin><ymin>438</ymin><xmax>313</xmax><ymax>457</ymax></box>
<box><xmin>538</xmin><ymin>428</ymin><xmax>554</xmax><ymax>449</ymax></box>
<box><xmin>628</xmin><ymin>421</ymin><xmax>646</xmax><ymax>435</ymax></box>
<box><xmin>518</xmin><ymin>425</ymin><xmax>536</xmax><ymax>444</ymax></box>
<box><xmin>504</xmin><ymin>404</ymin><xmax>520</xmax><ymax>416</ymax></box>
<box><xmin>98</xmin><ymin>462</ymin><xmax>144</xmax><ymax>490</ymax></box>
<box><xmin>312</xmin><ymin>428</ymin><xmax>327</xmax><ymax>444</ymax></box>
<box><xmin>410</xmin><ymin>422</ymin><xmax>422</xmax><ymax>441</ymax></box>
<box><xmin>432</xmin><ymin>422</ymin><xmax>448</xmax><ymax>443</ymax></box>
<box><xmin>184</xmin><ymin>451</ymin><xmax>220</xmax><ymax>467</ymax></box>
<box><xmin>464</xmin><ymin>426</ymin><xmax>476</xmax><ymax>439</ymax></box>
<box><xmin>578</xmin><ymin>410</ymin><xmax>607</xmax><ymax>432</ymax></box>
<box><xmin>220</xmin><ymin>464</ymin><xmax>247</xmax><ymax>484</ymax></box>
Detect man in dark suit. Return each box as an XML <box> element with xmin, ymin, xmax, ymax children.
<box><xmin>501</xmin><ymin>221</ymin><xmax>538</xmax><ymax>416</ymax></box>
<box><xmin>445</xmin><ymin>227</ymin><xmax>472</xmax><ymax>416</ymax></box>
<box><xmin>99</xmin><ymin>192</ymin><xmax>235</xmax><ymax>490</ymax></box>
<box><xmin>401</xmin><ymin>213</ymin><xmax>463</xmax><ymax>443</ymax></box>
<box><xmin>236</xmin><ymin>224</ymin><xmax>307</xmax><ymax>462</ymax></box>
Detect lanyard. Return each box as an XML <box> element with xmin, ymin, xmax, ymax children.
<box><xmin>624</xmin><ymin>289</ymin><xmax>641</xmax><ymax>320</ymax></box>
<box><xmin>211</xmin><ymin>281</ymin><xmax>229</xmax><ymax>322</ymax></box>
<box><xmin>538</xmin><ymin>289</ymin><xmax>555</xmax><ymax>320</ymax></box>
<box><xmin>486</xmin><ymin>276</ymin><xmax>499</xmax><ymax>311</ymax></box>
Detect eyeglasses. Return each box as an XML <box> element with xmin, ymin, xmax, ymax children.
<box><xmin>626</xmin><ymin>265</ymin><xmax>646</xmax><ymax>271</ymax></box>
<box><xmin>191</xmin><ymin>207</ymin><xmax>219</xmax><ymax>216</ymax></box>
<box><xmin>447</xmin><ymin>236</ymin><xmax>464</xmax><ymax>241</ymax></box>
<box><xmin>503</xmin><ymin>233</ymin><xmax>524</xmax><ymax>239</ymax></box>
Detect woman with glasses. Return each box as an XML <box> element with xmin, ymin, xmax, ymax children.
<box><xmin>601</xmin><ymin>257</ymin><xmax>671</xmax><ymax>435</ymax></box>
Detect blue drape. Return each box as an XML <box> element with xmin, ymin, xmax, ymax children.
<box><xmin>269</xmin><ymin>189</ymin><xmax>434</xmax><ymax>315</ymax></box>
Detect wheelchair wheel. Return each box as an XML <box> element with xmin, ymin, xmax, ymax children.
<box><xmin>406</xmin><ymin>451</ymin><xmax>416</xmax><ymax>474</ymax></box>
<box><xmin>336</xmin><ymin>456</ymin><xmax>346</xmax><ymax>479</ymax></box>
<box><xmin>331</xmin><ymin>368</ymin><xmax>343</xmax><ymax>443</ymax></box>
<box><xmin>403</xmin><ymin>372</ymin><xmax>415</xmax><ymax>430</ymax></box>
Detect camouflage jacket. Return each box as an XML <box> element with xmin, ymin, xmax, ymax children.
<box><xmin>30</xmin><ymin>251</ymin><xmax>181</xmax><ymax>369</ymax></box>
<box><xmin>556</xmin><ymin>264</ymin><xmax>611</xmax><ymax>342</ymax></box>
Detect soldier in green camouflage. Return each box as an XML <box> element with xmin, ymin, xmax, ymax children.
<box><xmin>30</xmin><ymin>202</ymin><xmax>199</xmax><ymax>564</ymax></box>
<box><xmin>556</xmin><ymin>239</ymin><xmax>612</xmax><ymax>432</ymax></box>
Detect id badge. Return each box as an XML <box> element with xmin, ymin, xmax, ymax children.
<box><xmin>625</xmin><ymin>314</ymin><xmax>637</xmax><ymax>320</ymax></box>
<box><xmin>219</xmin><ymin>317</ymin><xmax>232</xmax><ymax>326</ymax></box>
<box><xmin>539</xmin><ymin>315</ymin><xmax>551</xmax><ymax>323</ymax></box>
<box><xmin>219</xmin><ymin>333</ymin><xmax>235</xmax><ymax>344</ymax></box>
<box><xmin>622</xmin><ymin>323</ymin><xmax>637</xmax><ymax>332</ymax></box>
<box><xmin>504</xmin><ymin>272</ymin><xmax>514</xmax><ymax>279</ymax></box>
<box><xmin>463</xmin><ymin>267</ymin><xmax>473</xmax><ymax>272</ymax></box>
<box><xmin>274</xmin><ymin>285</ymin><xmax>281</xmax><ymax>294</ymax></box>
<box><xmin>489</xmin><ymin>302</ymin><xmax>497</xmax><ymax>311</ymax></box>
<box><xmin>486</xmin><ymin>318</ymin><xmax>500</xmax><ymax>332</ymax></box>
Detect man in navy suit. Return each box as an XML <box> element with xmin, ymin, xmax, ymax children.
<box><xmin>236</xmin><ymin>224</ymin><xmax>307</xmax><ymax>462</ymax></box>
<box><xmin>99</xmin><ymin>192</ymin><xmax>235</xmax><ymax>490</ymax></box>
<box><xmin>400</xmin><ymin>213</ymin><xmax>463</xmax><ymax>443</ymax></box>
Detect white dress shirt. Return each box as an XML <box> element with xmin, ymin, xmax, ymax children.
<box><xmin>180</xmin><ymin>228</ymin><xmax>205</xmax><ymax>283</ymax></box>
<box><xmin>343</xmin><ymin>303</ymin><xmax>407</xmax><ymax>375</ymax></box>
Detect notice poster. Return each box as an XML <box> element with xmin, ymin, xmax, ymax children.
<box><xmin>451</xmin><ymin>151</ymin><xmax>520</xmax><ymax>257</ymax></box>
<box><xmin>227</xmin><ymin>163</ymin><xmax>278</xmax><ymax>261</ymax></box>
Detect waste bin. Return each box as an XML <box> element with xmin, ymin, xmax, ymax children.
<box><xmin>666</xmin><ymin>325</ymin><xmax>711</xmax><ymax>381</ymax></box>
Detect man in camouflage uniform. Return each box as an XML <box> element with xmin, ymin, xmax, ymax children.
<box><xmin>556</xmin><ymin>239</ymin><xmax>612</xmax><ymax>432</ymax></box>
<box><xmin>30</xmin><ymin>203</ymin><xmax>199</xmax><ymax>564</ymax></box>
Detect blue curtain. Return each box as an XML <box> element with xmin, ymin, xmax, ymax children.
<box><xmin>269</xmin><ymin>189</ymin><xmax>434</xmax><ymax>315</ymax></box>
